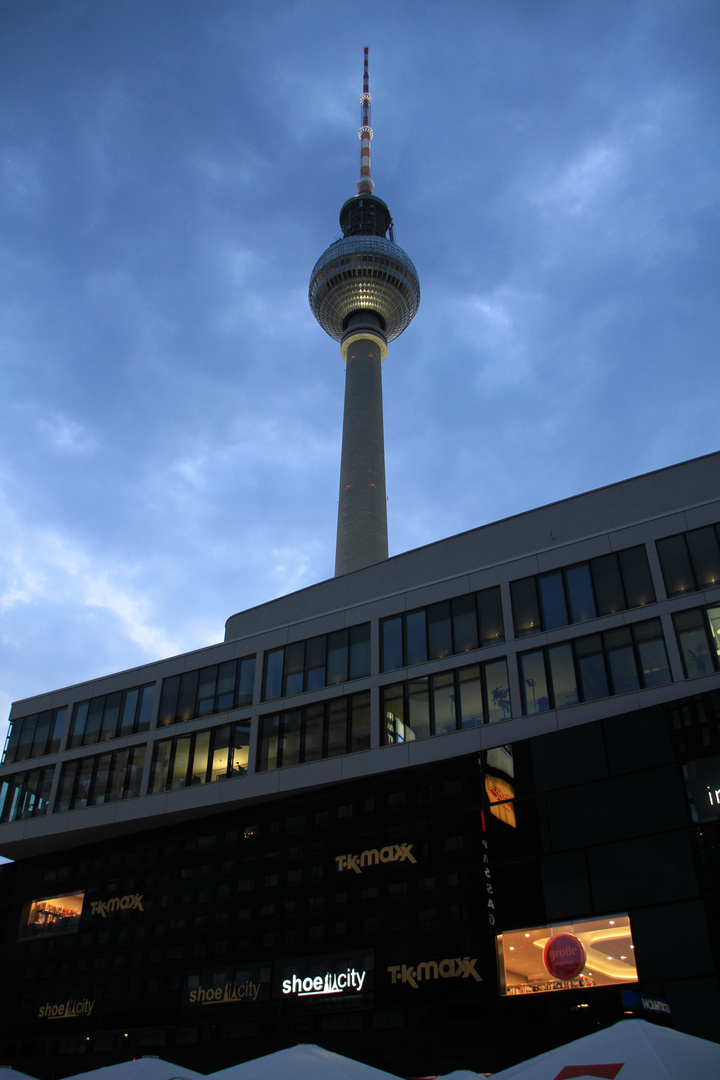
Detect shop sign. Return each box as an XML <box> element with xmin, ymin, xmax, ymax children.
<box><xmin>38</xmin><ymin>998</ymin><xmax>94</xmax><ymax>1020</ymax></box>
<box><xmin>282</xmin><ymin>968</ymin><xmax>368</xmax><ymax>997</ymax></box>
<box><xmin>620</xmin><ymin>989</ymin><xmax>671</xmax><ymax>1016</ymax></box>
<box><xmin>335</xmin><ymin>843</ymin><xmax>416</xmax><ymax>874</ymax></box>
<box><xmin>188</xmin><ymin>980</ymin><xmax>262</xmax><ymax>1005</ymax></box>
<box><xmin>482</xmin><ymin>837</ymin><xmax>495</xmax><ymax>926</ymax></box>
<box><xmin>543</xmin><ymin>933</ymin><xmax>586</xmax><ymax>980</ymax></box>
<box><xmin>387</xmin><ymin>956</ymin><xmax>482</xmax><ymax>988</ymax></box>
<box><xmin>89</xmin><ymin>893</ymin><xmax>144</xmax><ymax>918</ymax></box>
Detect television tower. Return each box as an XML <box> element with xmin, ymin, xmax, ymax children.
<box><xmin>309</xmin><ymin>48</ymin><xmax>420</xmax><ymax>577</ymax></box>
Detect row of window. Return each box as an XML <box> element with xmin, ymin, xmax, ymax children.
<box><xmin>6</xmin><ymin>525</ymin><xmax>718</xmax><ymax>766</ymax></box>
<box><xmin>511</xmin><ymin>545</ymin><xmax>655</xmax><ymax>638</ymax></box>
<box><xmin>519</xmin><ymin>618</ymin><xmax>671</xmax><ymax>715</ymax></box>
<box><xmin>381</xmin><ymin>587</ymin><xmax>504</xmax><ymax>673</ymax></box>
<box><xmin>382</xmin><ymin>658</ymin><xmax>511</xmax><ymax>745</ymax></box>
<box><xmin>0</xmin><ymin>765</ymin><xmax>55</xmax><ymax>824</ymax></box>
<box><xmin>657</xmin><ymin>524</ymin><xmax>720</xmax><ymax>597</ymax></box>
<box><xmin>257</xmin><ymin>692</ymin><xmax>371</xmax><ymax>772</ymax></box>
<box><xmin>55</xmin><ymin>746</ymin><xmax>147</xmax><ymax>812</ymax></box>
<box><xmin>2</xmin><ymin>707</ymin><xmax>66</xmax><ymax>766</ymax></box>
<box><xmin>158</xmin><ymin>657</ymin><xmax>255</xmax><ymax>727</ymax></box>
<box><xmin>150</xmin><ymin>723</ymin><xmax>251</xmax><ymax>793</ymax></box>
<box><xmin>262</xmin><ymin>625</ymin><xmax>371</xmax><ymax>701</ymax></box>
<box><xmin>69</xmin><ymin>685</ymin><xmax>155</xmax><ymax>749</ymax></box>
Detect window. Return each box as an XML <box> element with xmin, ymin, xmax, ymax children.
<box><xmin>519</xmin><ymin>618</ymin><xmax>671</xmax><ymax>714</ymax></box>
<box><xmin>673</xmin><ymin>604</ymin><xmax>720</xmax><ymax>679</ymax></box>
<box><xmin>158</xmin><ymin>656</ymin><xmax>255</xmax><ymax>726</ymax></box>
<box><xmin>497</xmin><ymin>914</ymin><xmax>638</xmax><ymax>996</ymax></box>
<box><xmin>54</xmin><ymin>746</ymin><xmax>146</xmax><ymax>812</ymax></box>
<box><xmin>68</xmin><ymin>685</ymin><xmax>154</xmax><ymax>748</ymax></box>
<box><xmin>149</xmin><ymin>722</ymin><xmax>250</xmax><ymax>793</ymax></box>
<box><xmin>3</xmin><ymin>707</ymin><xmax>67</xmax><ymax>766</ymax></box>
<box><xmin>510</xmin><ymin>546</ymin><xmax>655</xmax><ymax>636</ymax></box>
<box><xmin>256</xmin><ymin>691</ymin><xmax>371</xmax><ymax>771</ymax></box>
<box><xmin>18</xmin><ymin>893</ymin><xmax>84</xmax><ymax>941</ymax></box>
<box><xmin>381</xmin><ymin>586</ymin><xmax>504</xmax><ymax>672</ymax></box>
<box><xmin>657</xmin><ymin>524</ymin><xmax>720</xmax><ymax>597</ymax></box>
<box><xmin>382</xmin><ymin>657</ymin><xmax>511</xmax><ymax>744</ymax></box>
<box><xmin>0</xmin><ymin>766</ymin><xmax>55</xmax><ymax>823</ymax></box>
<box><xmin>262</xmin><ymin>625</ymin><xmax>370</xmax><ymax>700</ymax></box>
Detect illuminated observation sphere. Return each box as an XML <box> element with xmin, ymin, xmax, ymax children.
<box><xmin>309</xmin><ymin>195</ymin><xmax>420</xmax><ymax>345</ymax></box>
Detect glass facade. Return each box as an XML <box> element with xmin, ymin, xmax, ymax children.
<box><xmin>657</xmin><ymin>523</ymin><xmax>720</xmax><ymax>596</ymax></box>
<box><xmin>158</xmin><ymin>657</ymin><xmax>255</xmax><ymax>726</ymax></box>
<box><xmin>54</xmin><ymin>746</ymin><xmax>146</xmax><ymax>811</ymax></box>
<box><xmin>381</xmin><ymin>587</ymin><xmax>504</xmax><ymax>672</ymax></box>
<box><xmin>68</xmin><ymin>685</ymin><xmax>154</xmax><ymax>748</ymax></box>
<box><xmin>262</xmin><ymin>625</ymin><xmax>370</xmax><ymax>701</ymax></box>
<box><xmin>2</xmin><ymin>707</ymin><xmax>67</xmax><ymax>765</ymax></box>
<box><xmin>382</xmin><ymin>657</ymin><xmax>510</xmax><ymax>744</ymax></box>
<box><xmin>510</xmin><ymin>546</ymin><xmax>655</xmax><ymax>637</ymax></box>
<box><xmin>519</xmin><ymin>618</ymin><xmax>671</xmax><ymax>714</ymax></box>
<box><xmin>257</xmin><ymin>692</ymin><xmax>371</xmax><ymax>771</ymax></box>
<box><xmin>150</xmin><ymin>722</ymin><xmax>250</xmax><ymax>792</ymax></box>
<box><xmin>0</xmin><ymin>765</ymin><xmax>55</xmax><ymax>823</ymax></box>
<box><xmin>673</xmin><ymin>604</ymin><xmax>720</xmax><ymax>678</ymax></box>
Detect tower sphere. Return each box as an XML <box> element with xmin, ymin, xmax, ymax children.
<box><xmin>309</xmin><ymin>195</ymin><xmax>420</xmax><ymax>345</ymax></box>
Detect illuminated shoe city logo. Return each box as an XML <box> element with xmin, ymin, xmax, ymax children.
<box><xmin>38</xmin><ymin>998</ymin><xmax>94</xmax><ymax>1019</ymax></box>
<box><xmin>387</xmin><ymin>956</ymin><xmax>482</xmax><ymax>988</ymax></box>
<box><xmin>188</xmin><ymin>980</ymin><xmax>261</xmax><ymax>1005</ymax></box>
<box><xmin>90</xmin><ymin>893</ymin><xmax>144</xmax><ymax>917</ymax></box>
<box><xmin>282</xmin><ymin>969</ymin><xmax>367</xmax><ymax>996</ymax></box>
<box><xmin>335</xmin><ymin>843</ymin><xmax>416</xmax><ymax>874</ymax></box>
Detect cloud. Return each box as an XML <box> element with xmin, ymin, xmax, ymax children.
<box><xmin>35</xmin><ymin>412</ymin><xmax>97</xmax><ymax>453</ymax></box>
<box><xmin>0</xmin><ymin>490</ymin><xmax>180</xmax><ymax>661</ymax></box>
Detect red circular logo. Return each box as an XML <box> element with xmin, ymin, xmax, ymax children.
<box><xmin>543</xmin><ymin>933</ymin><xmax>586</xmax><ymax>979</ymax></box>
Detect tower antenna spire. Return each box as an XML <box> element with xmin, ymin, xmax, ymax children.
<box><xmin>357</xmin><ymin>46</ymin><xmax>374</xmax><ymax>195</ymax></box>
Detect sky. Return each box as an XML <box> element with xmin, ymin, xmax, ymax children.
<box><xmin>1</xmin><ymin>0</ymin><xmax>718</xmax><ymax>751</ymax></box>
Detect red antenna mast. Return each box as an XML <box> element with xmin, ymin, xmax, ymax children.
<box><xmin>357</xmin><ymin>46</ymin><xmax>374</xmax><ymax>195</ymax></box>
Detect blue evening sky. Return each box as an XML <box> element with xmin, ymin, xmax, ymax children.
<box><xmin>1</xmin><ymin>0</ymin><xmax>718</xmax><ymax>752</ymax></box>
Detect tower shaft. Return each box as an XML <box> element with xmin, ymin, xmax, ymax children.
<box><xmin>335</xmin><ymin>321</ymin><xmax>388</xmax><ymax>576</ymax></box>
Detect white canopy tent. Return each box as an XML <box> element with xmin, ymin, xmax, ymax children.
<box><xmin>0</xmin><ymin>1069</ymin><xmax>40</xmax><ymax>1080</ymax></box>
<box><xmin>206</xmin><ymin>1044</ymin><xmax>402</xmax><ymax>1080</ymax></box>
<box><xmin>60</xmin><ymin>1057</ymin><xmax>205</xmax><ymax>1080</ymax></box>
<box><xmin>487</xmin><ymin>1019</ymin><xmax>720</xmax><ymax>1080</ymax></box>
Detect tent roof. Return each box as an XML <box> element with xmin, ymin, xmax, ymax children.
<box><xmin>206</xmin><ymin>1044</ymin><xmax>402</xmax><ymax>1080</ymax></box>
<box><xmin>488</xmin><ymin>1019</ymin><xmax>720</xmax><ymax>1080</ymax></box>
<box><xmin>60</xmin><ymin>1057</ymin><xmax>205</xmax><ymax>1080</ymax></box>
<box><xmin>0</xmin><ymin>1069</ymin><xmax>41</xmax><ymax>1080</ymax></box>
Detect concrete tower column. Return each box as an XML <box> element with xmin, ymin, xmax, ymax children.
<box><xmin>336</xmin><ymin>316</ymin><xmax>389</xmax><ymax>576</ymax></box>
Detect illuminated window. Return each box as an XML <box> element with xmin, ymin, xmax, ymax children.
<box><xmin>497</xmin><ymin>914</ymin><xmax>638</xmax><ymax>996</ymax></box>
<box><xmin>19</xmin><ymin>893</ymin><xmax>85</xmax><ymax>941</ymax></box>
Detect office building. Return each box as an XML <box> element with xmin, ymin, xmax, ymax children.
<box><xmin>1</xmin><ymin>451</ymin><xmax>719</xmax><ymax>1077</ymax></box>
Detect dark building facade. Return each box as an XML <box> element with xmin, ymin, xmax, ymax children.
<box><xmin>1</xmin><ymin>452</ymin><xmax>719</xmax><ymax>1077</ymax></box>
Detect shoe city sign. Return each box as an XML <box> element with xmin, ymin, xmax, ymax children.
<box><xmin>282</xmin><ymin>967</ymin><xmax>368</xmax><ymax>997</ymax></box>
<box><xmin>38</xmin><ymin>998</ymin><xmax>94</xmax><ymax>1020</ymax></box>
<box><xmin>188</xmin><ymin>980</ymin><xmax>262</xmax><ymax>1005</ymax></box>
